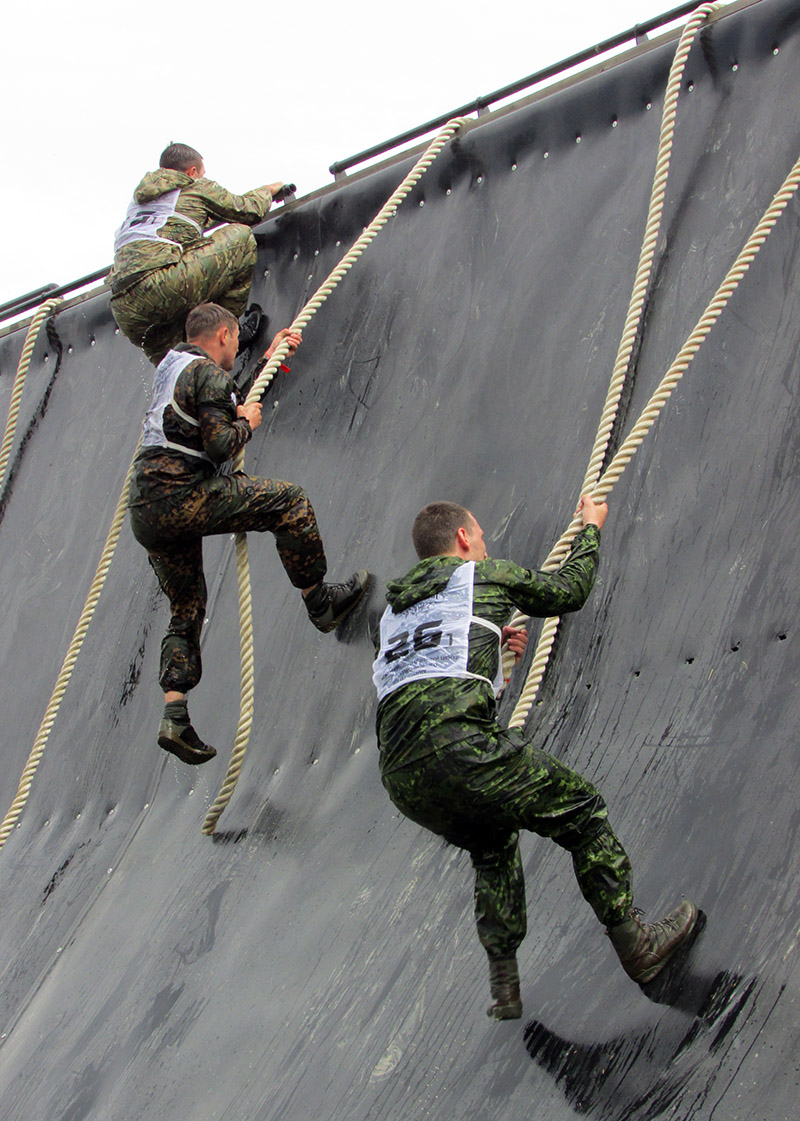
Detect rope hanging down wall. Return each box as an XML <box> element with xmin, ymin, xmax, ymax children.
<box><xmin>504</xmin><ymin>2</ymin><xmax>800</xmax><ymax>728</ymax></box>
<box><xmin>0</xmin><ymin>299</ymin><xmax>61</xmax><ymax>494</ymax></box>
<box><xmin>0</xmin><ymin>117</ymin><xmax>467</xmax><ymax>850</ymax></box>
<box><xmin>0</xmin><ymin>447</ymin><xmax>141</xmax><ymax>849</ymax></box>
<box><xmin>0</xmin><ymin>292</ymin><xmax>142</xmax><ymax>849</ymax></box>
<box><xmin>3</xmin><ymin>3</ymin><xmax>792</xmax><ymax>847</ymax></box>
<box><xmin>502</xmin><ymin>1</ymin><xmax>720</xmax><ymax>707</ymax></box>
<box><xmin>202</xmin><ymin>117</ymin><xmax>466</xmax><ymax>835</ymax></box>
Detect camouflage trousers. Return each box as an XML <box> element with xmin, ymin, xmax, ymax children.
<box><xmin>110</xmin><ymin>224</ymin><xmax>258</xmax><ymax>365</ymax></box>
<box><xmin>129</xmin><ymin>471</ymin><xmax>327</xmax><ymax>693</ymax></box>
<box><xmin>381</xmin><ymin>727</ymin><xmax>633</xmax><ymax>960</ymax></box>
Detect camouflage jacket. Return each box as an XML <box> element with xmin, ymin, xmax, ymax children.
<box><xmin>110</xmin><ymin>168</ymin><xmax>273</xmax><ymax>292</ymax></box>
<box><xmin>375</xmin><ymin>526</ymin><xmax>601</xmax><ymax>775</ymax></box>
<box><xmin>129</xmin><ymin>343</ymin><xmax>250</xmax><ymax>506</ymax></box>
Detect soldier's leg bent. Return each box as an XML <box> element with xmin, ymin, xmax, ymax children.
<box><xmin>383</xmin><ymin>732</ymin><xmax>632</xmax><ymax>929</ymax></box>
<box><xmin>201</xmin><ymin>226</ymin><xmax>260</xmax><ymax>316</ymax></box>
<box><xmin>148</xmin><ymin>224</ymin><xmax>256</xmax><ymax>316</ymax></box>
<box><xmin>140</xmin><ymin>228</ymin><xmax>257</xmax><ymax>364</ymax></box>
<box><xmin>112</xmin><ymin>225</ymin><xmax>259</xmax><ymax>365</ymax></box>
<box><xmin>160</xmin><ymin>473</ymin><xmax>328</xmax><ymax>589</ymax></box>
<box><xmin>484</xmin><ymin>731</ymin><xmax>634</xmax><ymax>927</ymax></box>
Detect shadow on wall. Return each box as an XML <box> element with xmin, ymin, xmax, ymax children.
<box><xmin>523</xmin><ymin>959</ymin><xmax>755</xmax><ymax>1118</ymax></box>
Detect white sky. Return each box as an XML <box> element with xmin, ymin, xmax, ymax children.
<box><xmin>1</xmin><ymin>0</ymin><xmax>733</xmax><ymax>307</ymax></box>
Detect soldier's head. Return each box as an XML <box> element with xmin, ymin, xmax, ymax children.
<box><xmin>185</xmin><ymin>303</ymin><xmax>239</xmax><ymax>371</ymax></box>
<box><xmin>412</xmin><ymin>502</ymin><xmax>487</xmax><ymax>561</ymax></box>
<box><xmin>159</xmin><ymin>143</ymin><xmax>205</xmax><ymax>180</ymax></box>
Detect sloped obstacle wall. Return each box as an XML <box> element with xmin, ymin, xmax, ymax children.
<box><xmin>0</xmin><ymin>2</ymin><xmax>798</xmax><ymax>1118</ymax></box>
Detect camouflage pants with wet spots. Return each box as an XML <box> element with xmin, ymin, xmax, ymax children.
<box><xmin>382</xmin><ymin>727</ymin><xmax>633</xmax><ymax>960</ymax></box>
<box><xmin>111</xmin><ymin>224</ymin><xmax>258</xmax><ymax>365</ymax></box>
<box><xmin>129</xmin><ymin>471</ymin><xmax>327</xmax><ymax>693</ymax></box>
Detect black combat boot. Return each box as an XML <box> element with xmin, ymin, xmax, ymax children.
<box><xmin>607</xmin><ymin>900</ymin><xmax>699</xmax><ymax>984</ymax></box>
<box><xmin>486</xmin><ymin>956</ymin><xmax>523</xmax><ymax>1020</ymax></box>
<box><xmin>304</xmin><ymin>571</ymin><xmax>370</xmax><ymax>633</ymax></box>
<box><xmin>237</xmin><ymin>304</ymin><xmax>265</xmax><ymax>353</ymax></box>
<box><xmin>158</xmin><ymin>701</ymin><xmax>216</xmax><ymax>766</ymax></box>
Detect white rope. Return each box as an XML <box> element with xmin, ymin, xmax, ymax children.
<box><xmin>0</xmin><ymin>299</ymin><xmax>61</xmax><ymax>493</ymax></box>
<box><xmin>504</xmin><ymin>3</ymin><xmax>717</xmax><ymax>719</ymax></box>
<box><xmin>202</xmin><ymin>117</ymin><xmax>467</xmax><ymax>834</ymax></box>
<box><xmin>0</xmin><ymin>442</ymin><xmax>141</xmax><ymax>849</ymax></box>
<box><xmin>508</xmin><ymin>4</ymin><xmax>799</xmax><ymax>726</ymax></box>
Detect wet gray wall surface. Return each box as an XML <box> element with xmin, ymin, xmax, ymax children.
<box><xmin>1</xmin><ymin>2</ymin><xmax>799</xmax><ymax>1117</ymax></box>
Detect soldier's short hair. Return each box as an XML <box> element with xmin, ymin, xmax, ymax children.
<box><xmin>159</xmin><ymin>143</ymin><xmax>204</xmax><ymax>172</ymax></box>
<box><xmin>412</xmin><ymin>501</ymin><xmax>474</xmax><ymax>559</ymax></box>
<box><xmin>185</xmin><ymin>303</ymin><xmax>238</xmax><ymax>341</ymax></box>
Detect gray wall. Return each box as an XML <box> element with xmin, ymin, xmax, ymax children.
<box><xmin>0</xmin><ymin>2</ymin><xmax>798</xmax><ymax>1117</ymax></box>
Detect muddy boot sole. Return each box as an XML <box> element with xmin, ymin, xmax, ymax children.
<box><xmin>334</xmin><ymin>572</ymin><xmax>375</xmax><ymax>642</ymax></box>
<box><xmin>310</xmin><ymin>571</ymin><xmax>372</xmax><ymax>634</ymax></box>
<box><xmin>158</xmin><ymin>719</ymin><xmax>217</xmax><ymax>766</ymax></box>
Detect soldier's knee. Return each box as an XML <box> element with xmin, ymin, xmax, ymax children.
<box><xmin>289</xmin><ymin>485</ymin><xmax>311</xmax><ymax>513</ymax></box>
<box><xmin>109</xmin><ymin>297</ymin><xmax>144</xmax><ymax>347</ymax></box>
<box><xmin>241</xmin><ymin>229</ymin><xmax>258</xmax><ymax>267</ymax></box>
<box><xmin>222</xmin><ymin>224</ymin><xmax>257</xmax><ymax>261</ymax></box>
<box><xmin>173</xmin><ymin>604</ymin><xmax>206</xmax><ymax>634</ymax></box>
<box><xmin>274</xmin><ymin>486</ymin><xmax>315</xmax><ymax>534</ymax></box>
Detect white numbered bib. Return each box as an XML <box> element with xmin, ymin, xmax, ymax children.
<box><xmin>141</xmin><ymin>349</ymin><xmax>210</xmax><ymax>462</ymax></box>
<box><xmin>114</xmin><ymin>189</ymin><xmax>201</xmax><ymax>253</ymax></box>
<box><xmin>373</xmin><ymin>561</ymin><xmax>503</xmax><ymax>702</ymax></box>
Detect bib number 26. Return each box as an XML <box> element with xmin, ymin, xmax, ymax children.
<box><xmin>384</xmin><ymin>619</ymin><xmax>444</xmax><ymax>663</ymax></box>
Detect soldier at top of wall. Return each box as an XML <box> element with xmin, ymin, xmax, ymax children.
<box><xmin>109</xmin><ymin>142</ymin><xmax>291</xmax><ymax>366</ymax></box>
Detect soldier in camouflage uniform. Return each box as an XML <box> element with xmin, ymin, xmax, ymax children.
<box><xmin>110</xmin><ymin>143</ymin><xmax>289</xmax><ymax>365</ymax></box>
<box><xmin>372</xmin><ymin>500</ymin><xmax>700</xmax><ymax>1020</ymax></box>
<box><xmin>130</xmin><ymin>302</ymin><xmax>369</xmax><ymax>765</ymax></box>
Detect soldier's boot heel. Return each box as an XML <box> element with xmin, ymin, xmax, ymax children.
<box><xmin>305</xmin><ymin>571</ymin><xmax>371</xmax><ymax>633</ymax></box>
<box><xmin>607</xmin><ymin>899</ymin><xmax>699</xmax><ymax>984</ymax></box>
<box><xmin>487</xmin><ymin>956</ymin><xmax>523</xmax><ymax>1020</ymax></box>
<box><xmin>158</xmin><ymin>717</ymin><xmax>217</xmax><ymax>766</ymax></box>
<box><xmin>237</xmin><ymin>304</ymin><xmax>265</xmax><ymax>353</ymax></box>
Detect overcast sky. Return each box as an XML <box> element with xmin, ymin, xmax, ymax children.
<box><xmin>1</xmin><ymin>0</ymin><xmax>733</xmax><ymax>307</ymax></box>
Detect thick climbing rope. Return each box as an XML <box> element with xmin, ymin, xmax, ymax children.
<box><xmin>202</xmin><ymin>117</ymin><xmax>467</xmax><ymax>835</ymax></box>
<box><xmin>4</xmin><ymin>5</ymin><xmax>785</xmax><ymax>840</ymax></box>
<box><xmin>508</xmin><ymin>152</ymin><xmax>800</xmax><ymax>726</ymax></box>
<box><xmin>0</xmin><ymin>299</ymin><xmax>62</xmax><ymax>494</ymax></box>
<box><xmin>502</xmin><ymin>2</ymin><xmax>719</xmax><ymax>704</ymax></box>
<box><xmin>0</xmin><ymin>120</ymin><xmax>465</xmax><ymax>850</ymax></box>
<box><xmin>506</xmin><ymin>4</ymin><xmax>800</xmax><ymax>728</ymax></box>
<box><xmin>0</xmin><ymin>439</ymin><xmax>141</xmax><ymax>849</ymax></box>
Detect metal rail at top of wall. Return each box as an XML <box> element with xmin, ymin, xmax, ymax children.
<box><xmin>0</xmin><ymin>270</ymin><xmax>109</xmax><ymax>327</ymax></box>
<box><xmin>328</xmin><ymin>0</ymin><xmax>711</xmax><ymax>178</ymax></box>
<box><xmin>0</xmin><ymin>0</ymin><xmax>750</xmax><ymax>335</ymax></box>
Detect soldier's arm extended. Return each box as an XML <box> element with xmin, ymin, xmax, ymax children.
<box><xmin>191</xmin><ymin>177</ymin><xmax>274</xmax><ymax>226</ymax></box>
<box><xmin>482</xmin><ymin>524</ymin><xmax>602</xmax><ymax>618</ymax></box>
